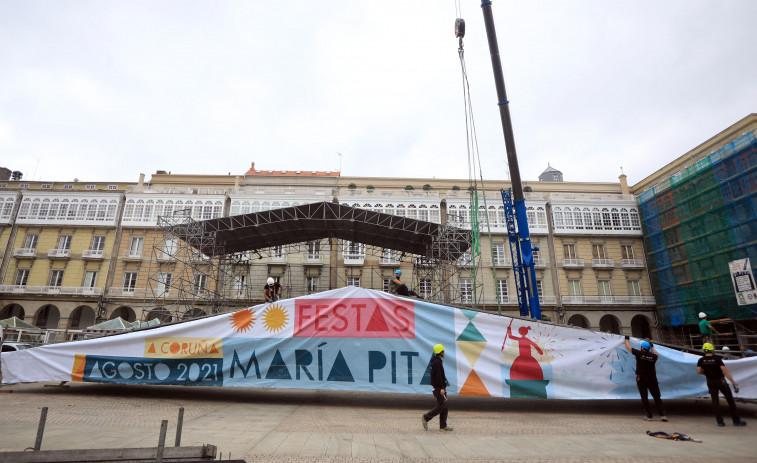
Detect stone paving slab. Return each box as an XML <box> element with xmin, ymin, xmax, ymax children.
<box><xmin>0</xmin><ymin>382</ymin><xmax>755</xmax><ymax>462</ymax></box>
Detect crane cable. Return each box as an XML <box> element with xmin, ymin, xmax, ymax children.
<box><xmin>456</xmin><ymin>15</ymin><xmax>502</xmax><ymax>314</ymax></box>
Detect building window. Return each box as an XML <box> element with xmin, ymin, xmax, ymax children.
<box><xmin>567</xmin><ymin>279</ymin><xmax>582</xmax><ymax>296</ymax></box>
<box><xmin>123</xmin><ymin>272</ymin><xmax>138</xmax><ymax>290</ymax></box>
<box><xmin>163</xmin><ymin>188</ymin><xmax>174</xmax><ymax>194</ymax></box>
<box><xmin>460</xmin><ymin>279</ymin><xmax>473</xmax><ymax>303</ymax></box>
<box><xmin>307</xmin><ymin>241</ymin><xmax>320</xmax><ymax>258</ymax></box>
<box><xmin>308</xmin><ymin>277</ymin><xmax>319</xmax><ymax>294</ymax></box>
<box><xmin>0</xmin><ymin>183</ymin><xmax>6</xmax><ymax>188</ymax></box>
<box><xmin>194</xmin><ymin>274</ymin><xmax>208</xmax><ymax>292</ymax></box>
<box><xmin>57</xmin><ymin>235</ymin><xmax>72</xmax><ymax>250</ymax></box>
<box><xmin>535</xmin><ymin>280</ymin><xmax>543</xmax><ymax>298</ymax></box>
<box><xmin>347</xmin><ymin>277</ymin><xmax>360</xmax><ymax>287</ymax></box>
<box><xmin>163</xmin><ymin>238</ymin><xmax>178</xmax><ymax>256</ymax></box>
<box><xmin>621</xmin><ymin>244</ymin><xmax>635</xmax><ymax>260</ymax></box>
<box><xmin>157</xmin><ymin>272</ymin><xmax>173</xmax><ymax>295</ymax></box>
<box><xmin>344</xmin><ymin>241</ymin><xmax>365</xmax><ymax>257</ymax></box>
<box><xmin>497</xmin><ymin>279</ymin><xmax>508</xmax><ymax>303</ymax></box>
<box><xmin>419</xmin><ymin>279</ymin><xmax>432</xmax><ymax>298</ymax></box>
<box><xmin>85</xmin><ymin>185</ymin><xmax>95</xmax><ymax>190</ymax></box>
<box><xmin>49</xmin><ymin>269</ymin><xmax>64</xmax><ymax>287</ymax></box>
<box><xmin>493</xmin><ymin>243</ymin><xmax>507</xmax><ymax>265</ymax></box>
<box><xmin>628</xmin><ymin>279</ymin><xmax>642</xmax><ymax>296</ymax></box>
<box><xmin>592</xmin><ymin>244</ymin><xmax>606</xmax><ymax>259</ymax></box>
<box><xmin>19</xmin><ymin>183</ymin><xmax>29</xmax><ymax>189</ymax></box>
<box><xmin>63</xmin><ymin>184</ymin><xmax>73</xmax><ymax>190</ymax></box>
<box><xmin>41</xmin><ymin>184</ymin><xmax>52</xmax><ymax>189</ymax></box>
<box><xmin>91</xmin><ymin>236</ymin><xmax>106</xmax><ymax>251</ymax></box>
<box><xmin>563</xmin><ymin>243</ymin><xmax>577</xmax><ymax>259</ymax></box>
<box><xmin>24</xmin><ymin>234</ymin><xmax>39</xmax><ymax>249</ymax></box>
<box><xmin>108</xmin><ymin>185</ymin><xmax>118</xmax><ymax>190</ymax></box>
<box><xmin>598</xmin><ymin>280</ymin><xmax>612</xmax><ymax>296</ymax></box>
<box><xmin>271</xmin><ymin>245</ymin><xmax>285</xmax><ymax>258</ymax></box>
<box><xmin>15</xmin><ymin>269</ymin><xmax>29</xmax><ymax>286</ymax></box>
<box><xmin>231</xmin><ymin>275</ymin><xmax>245</xmax><ymax>296</ymax></box>
<box><xmin>383</xmin><ymin>278</ymin><xmax>390</xmax><ymax>292</ymax></box>
<box><xmin>84</xmin><ymin>271</ymin><xmax>98</xmax><ymax>288</ymax></box>
<box><xmin>129</xmin><ymin>236</ymin><xmax>144</xmax><ymax>253</ymax></box>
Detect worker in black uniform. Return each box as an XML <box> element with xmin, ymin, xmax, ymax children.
<box><xmin>625</xmin><ymin>336</ymin><xmax>667</xmax><ymax>421</ymax></box>
<box><xmin>421</xmin><ymin>344</ymin><xmax>453</xmax><ymax>432</ymax></box>
<box><xmin>697</xmin><ymin>342</ymin><xmax>747</xmax><ymax>427</ymax></box>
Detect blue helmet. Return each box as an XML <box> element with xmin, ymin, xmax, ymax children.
<box><xmin>641</xmin><ymin>341</ymin><xmax>651</xmax><ymax>350</ymax></box>
<box><xmin>395</xmin><ymin>270</ymin><xmax>402</xmax><ymax>275</ymax></box>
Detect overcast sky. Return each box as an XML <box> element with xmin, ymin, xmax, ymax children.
<box><xmin>2</xmin><ymin>1</ymin><xmax>756</xmax><ymax>187</ymax></box>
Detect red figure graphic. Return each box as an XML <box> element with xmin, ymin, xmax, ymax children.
<box><xmin>506</xmin><ymin>321</ymin><xmax>544</xmax><ymax>380</ymax></box>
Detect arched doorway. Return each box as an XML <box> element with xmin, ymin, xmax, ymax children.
<box><xmin>567</xmin><ymin>314</ymin><xmax>590</xmax><ymax>329</ymax></box>
<box><xmin>631</xmin><ymin>314</ymin><xmax>652</xmax><ymax>339</ymax></box>
<box><xmin>35</xmin><ymin>305</ymin><xmax>60</xmax><ymax>329</ymax></box>
<box><xmin>0</xmin><ymin>304</ymin><xmax>25</xmax><ymax>319</ymax></box>
<box><xmin>599</xmin><ymin>314</ymin><xmax>621</xmax><ymax>334</ymax></box>
<box><xmin>110</xmin><ymin>306</ymin><xmax>137</xmax><ymax>322</ymax></box>
<box><xmin>182</xmin><ymin>308</ymin><xmax>206</xmax><ymax>320</ymax></box>
<box><xmin>68</xmin><ymin>305</ymin><xmax>96</xmax><ymax>329</ymax></box>
<box><xmin>146</xmin><ymin>308</ymin><xmax>172</xmax><ymax>323</ymax></box>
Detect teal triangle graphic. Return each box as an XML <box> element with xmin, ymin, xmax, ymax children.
<box><xmin>461</xmin><ymin>309</ymin><xmax>477</xmax><ymax>321</ymax></box>
<box><xmin>265</xmin><ymin>349</ymin><xmax>292</xmax><ymax>380</ymax></box>
<box><xmin>457</xmin><ymin>321</ymin><xmax>486</xmax><ymax>342</ymax></box>
<box><xmin>420</xmin><ymin>355</ymin><xmax>434</xmax><ymax>385</ymax></box>
<box><xmin>327</xmin><ymin>351</ymin><xmax>355</xmax><ymax>382</ymax></box>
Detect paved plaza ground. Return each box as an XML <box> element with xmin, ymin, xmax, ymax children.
<box><xmin>0</xmin><ymin>382</ymin><xmax>755</xmax><ymax>462</ymax></box>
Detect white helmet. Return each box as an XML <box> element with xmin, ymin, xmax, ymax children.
<box><xmin>722</xmin><ymin>346</ymin><xmax>730</xmax><ymax>351</ymax></box>
<box><xmin>698</xmin><ymin>312</ymin><xmax>706</xmax><ymax>319</ymax></box>
<box><xmin>267</xmin><ymin>277</ymin><xmax>274</xmax><ymax>285</ymax></box>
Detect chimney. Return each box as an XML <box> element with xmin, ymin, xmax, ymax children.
<box><xmin>619</xmin><ymin>172</ymin><xmax>629</xmax><ymax>195</ymax></box>
<box><xmin>138</xmin><ymin>173</ymin><xmax>145</xmax><ymax>187</ymax></box>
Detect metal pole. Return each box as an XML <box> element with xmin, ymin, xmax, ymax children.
<box><xmin>175</xmin><ymin>407</ymin><xmax>185</xmax><ymax>446</ymax></box>
<box><xmin>156</xmin><ymin>419</ymin><xmax>168</xmax><ymax>463</ymax></box>
<box><xmin>34</xmin><ymin>407</ymin><xmax>48</xmax><ymax>451</ymax></box>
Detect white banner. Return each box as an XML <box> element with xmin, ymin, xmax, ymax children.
<box><xmin>2</xmin><ymin>287</ymin><xmax>755</xmax><ymax>399</ymax></box>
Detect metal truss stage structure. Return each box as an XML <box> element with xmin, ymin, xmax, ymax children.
<box><xmin>144</xmin><ymin>202</ymin><xmax>482</xmax><ymax>320</ymax></box>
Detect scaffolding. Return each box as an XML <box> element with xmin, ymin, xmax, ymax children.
<box><xmin>144</xmin><ymin>204</ymin><xmax>477</xmax><ymax>321</ymax></box>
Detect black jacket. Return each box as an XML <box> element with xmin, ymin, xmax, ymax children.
<box><xmin>430</xmin><ymin>354</ymin><xmax>448</xmax><ymax>390</ymax></box>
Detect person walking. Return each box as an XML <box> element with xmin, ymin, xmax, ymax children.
<box><xmin>696</xmin><ymin>342</ymin><xmax>747</xmax><ymax>427</ymax></box>
<box><xmin>625</xmin><ymin>336</ymin><xmax>667</xmax><ymax>421</ymax></box>
<box><xmin>422</xmin><ymin>344</ymin><xmax>453</xmax><ymax>432</ymax></box>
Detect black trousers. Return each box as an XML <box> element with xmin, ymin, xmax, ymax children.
<box><xmin>423</xmin><ymin>389</ymin><xmax>448</xmax><ymax>429</ymax></box>
<box><xmin>707</xmin><ymin>379</ymin><xmax>740</xmax><ymax>424</ymax></box>
<box><xmin>636</xmin><ymin>375</ymin><xmax>665</xmax><ymax>418</ymax></box>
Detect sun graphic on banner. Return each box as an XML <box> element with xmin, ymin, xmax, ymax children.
<box><xmin>229</xmin><ymin>308</ymin><xmax>255</xmax><ymax>333</ymax></box>
<box><xmin>262</xmin><ymin>304</ymin><xmax>289</xmax><ymax>333</ymax></box>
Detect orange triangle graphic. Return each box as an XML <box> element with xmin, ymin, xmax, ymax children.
<box><xmin>459</xmin><ymin>370</ymin><xmax>490</xmax><ymax>397</ymax></box>
<box><xmin>209</xmin><ymin>344</ymin><xmax>219</xmax><ymax>354</ymax></box>
<box><xmin>147</xmin><ymin>343</ymin><xmax>156</xmax><ymax>354</ymax></box>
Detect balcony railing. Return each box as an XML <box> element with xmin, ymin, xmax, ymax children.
<box><xmin>343</xmin><ymin>253</ymin><xmax>365</xmax><ymax>265</ymax></box>
<box><xmin>492</xmin><ymin>257</ymin><xmax>511</xmax><ymax>267</ymax></box>
<box><xmin>621</xmin><ymin>258</ymin><xmax>645</xmax><ymax>268</ymax></box>
<box><xmin>13</xmin><ymin>248</ymin><xmax>37</xmax><ymax>258</ymax></box>
<box><xmin>533</xmin><ymin>258</ymin><xmax>547</xmax><ymax>268</ymax></box>
<box><xmin>0</xmin><ymin>285</ymin><xmax>103</xmax><ymax>296</ymax></box>
<box><xmin>562</xmin><ymin>258</ymin><xmax>585</xmax><ymax>268</ymax></box>
<box><xmin>379</xmin><ymin>256</ymin><xmax>398</xmax><ymax>265</ymax></box>
<box><xmin>156</xmin><ymin>251</ymin><xmax>175</xmax><ymax>261</ymax></box>
<box><xmin>538</xmin><ymin>295</ymin><xmax>557</xmax><ymax>305</ymax></box>
<box><xmin>268</xmin><ymin>254</ymin><xmax>287</xmax><ymax>263</ymax></box>
<box><xmin>591</xmin><ymin>258</ymin><xmax>615</xmax><ymax>268</ymax></box>
<box><xmin>561</xmin><ymin>295</ymin><xmax>656</xmax><ymax>305</ymax></box>
<box><xmin>109</xmin><ymin>287</ymin><xmax>150</xmax><ymax>297</ymax></box>
<box><xmin>48</xmin><ymin>248</ymin><xmax>71</xmax><ymax>258</ymax></box>
<box><xmin>82</xmin><ymin>249</ymin><xmax>105</xmax><ymax>259</ymax></box>
<box><xmin>302</xmin><ymin>254</ymin><xmax>323</xmax><ymax>265</ymax></box>
<box><xmin>121</xmin><ymin>249</ymin><xmax>143</xmax><ymax>260</ymax></box>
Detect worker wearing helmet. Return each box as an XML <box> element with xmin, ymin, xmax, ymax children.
<box><xmin>697</xmin><ymin>342</ymin><xmax>746</xmax><ymax>426</ymax></box>
<box><xmin>625</xmin><ymin>336</ymin><xmax>667</xmax><ymax>422</ymax></box>
<box><xmin>263</xmin><ymin>277</ymin><xmax>281</xmax><ymax>303</ymax></box>
<box><xmin>390</xmin><ymin>270</ymin><xmax>423</xmax><ymax>299</ymax></box>
<box><xmin>698</xmin><ymin>312</ymin><xmax>719</xmax><ymax>343</ymax></box>
<box><xmin>421</xmin><ymin>343</ymin><xmax>453</xmax><ymax>432</ymax></box>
